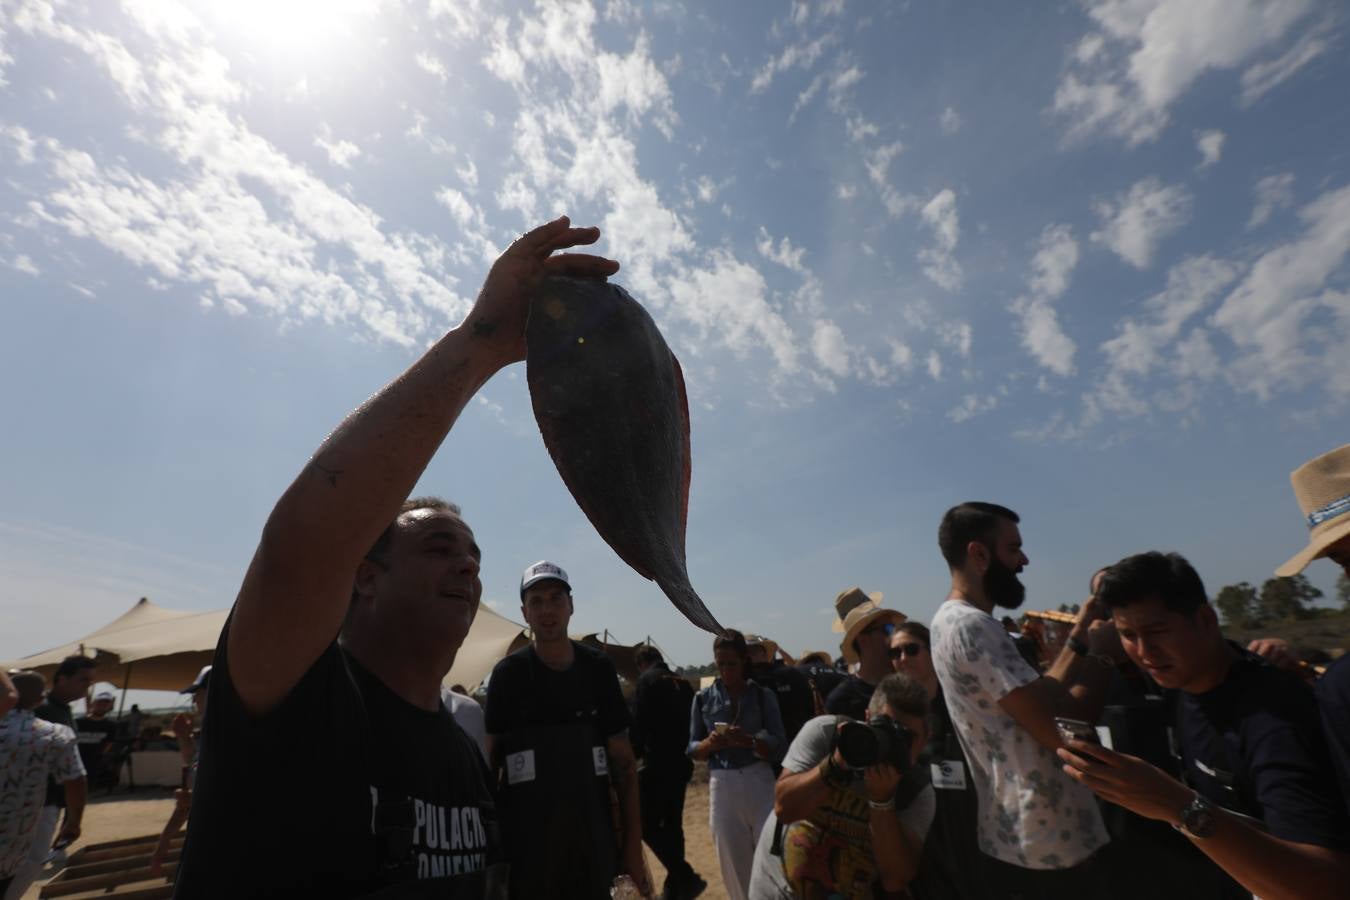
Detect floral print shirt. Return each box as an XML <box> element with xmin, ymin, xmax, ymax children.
<box><xmin>0</xmin><ymin>709</ymin><xmax>85</xmax><ymax>876</ymax></box>
<box><xmin>931</xmin><ymin>600</ymin><xmax>1108</xmax><ymax>869</ymax></box>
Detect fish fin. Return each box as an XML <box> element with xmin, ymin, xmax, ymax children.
<box><xmin>671</xmin><ymin>352</ymin><xmax>692</xmax><ymax>536</ymax></box>
<box><xmin>657</xmin><ymin>574</ymin><xmax>725</xmax><ymax>635</ymax></box>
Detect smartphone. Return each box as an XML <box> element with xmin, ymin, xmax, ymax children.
<box><xmin>1054</xmin><ymin>717</ymin><xmax>1100</xmax><ymax>745</ymax></box>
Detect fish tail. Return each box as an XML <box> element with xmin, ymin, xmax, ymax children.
<box><xmin>656</xmin><ymin>576</ymin><xmax>725</xmax><ymax>634</ymax></box>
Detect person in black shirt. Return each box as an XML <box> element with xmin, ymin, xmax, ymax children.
<box><xmin>75</xmin><ymin>691</ymin><xmax>119</xmax><ymax>791</ymax></box>
<box><xmin>1060</xmin><ymin>551</ymin><xmax>1350</xmax><ymax>900</ymax></box>
<box><xmin>173</xmin><ymin>217</ymin><xmax>620</xmax><ymax>899</ymax></box>
<box><xmin>746</xmin><ymin>635</ymin><xmax>814</xmax><ymax>746</ymax></box>
<box><xmin>824</xmin><ymin>588</ymin><xmax>905</xmax><ymax>720</ymax></box>
<box><xmin>793</xmin><ymin>652</ymin><xmax>844</xmax><ymax>716</ymax></box>
<box><xmin>631</xmin><ymin>644</ymin><xmax>706</xmax><ymax>900</ymax></box>
<box><xmin>484</xmin><ymin>561</ymin><xmax>648</xmax><ymax>900</ymax></box>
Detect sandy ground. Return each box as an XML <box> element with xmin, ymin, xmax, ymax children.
<box><xmin>25</xmin><ymin>767</ymin><xmax>733</xmax><ymax>900</ymax></box>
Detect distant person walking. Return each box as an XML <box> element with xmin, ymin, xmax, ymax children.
<box><xmin>1</xmin><ymin>670</ymin><xmax>86</xmax><ymax>900</ymax></box>
<box><xmin>632</xmin><ymin>644</ymin><xmax>706</xmax><ymax>900</ymax></box>
<box><xmin>689</xmin><ymin>630</ymin><xmax>785</xmax><ymax>900</ymax></box>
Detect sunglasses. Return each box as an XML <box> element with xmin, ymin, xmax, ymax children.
<box><xmin>861</xmin><ymin>622</ymin><xmax>896</xmax><ymax>638</ymax></box>
<box><xmin>887</xmin><ymin>642</ymin><xmax>924</xmax><ymax>659</ymax></box>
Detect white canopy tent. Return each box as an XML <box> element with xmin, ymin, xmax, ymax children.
<box><xmin>6</xmin><ymin>597</ymin><xmax>530</xmax><ymax>695</ymax></box>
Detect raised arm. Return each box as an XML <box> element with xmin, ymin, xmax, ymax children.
<box><xmin>228</xmin><ymin>218</ymin><xmax>618</xmax><ymax>714</ymax></box>
<box><xmin>0</xmin><ymin>669</ymin><xmax>16</xmax><ymax>717</ymax></box>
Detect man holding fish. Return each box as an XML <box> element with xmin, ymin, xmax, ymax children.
<box><xmin>174</xmin><ymin>218</ymin><xmax>622</xmax><ymax>899</ymax></box>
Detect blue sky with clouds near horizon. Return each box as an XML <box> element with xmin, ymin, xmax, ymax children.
<box><xmin>2</xmin><ymin>0</ymin><xmax>1349</xmax><ymax>700</ymax></box>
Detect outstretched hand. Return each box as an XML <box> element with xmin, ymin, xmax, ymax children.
<box><xmin>466</xmin><ymin>216</ymin><xmax>620</xmax><ymax>368</ymax></box>
<box><xmin>1058</xmin><ymin>739</ymin><xmax>1189</xmax><ymax>824</ymax></box>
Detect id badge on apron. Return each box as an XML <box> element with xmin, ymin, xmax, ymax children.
<box><xmin>592</xmin><ymin>746</ymin><xmax>609</xmax><ymax>776</ymax></box>
<box><xmin>506</xmin><ymin>749</ymin><xmax>536</xmax><ymax>785</ymax></box>
<box><xmin>931</xmin><ymin>760</ymin><xmax>967</xmax><ymax>790</ymax></box>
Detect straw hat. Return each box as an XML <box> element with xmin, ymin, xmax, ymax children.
<box><xmin>832</xmin><ymin>587</ymin><xmax>907</xmax><ymax>665</ymax></box>
<box><xmin>796</xmin><ymin>651</ymin><xmax>834</xmax><ymax>668</ymax></box>
<box><xmin>745</xmin><ymin>634</ymin><xmax>780</xmax><ymax>661</ymax></box>
<box><xmin>1277</xmin><ymin>444</ymin><xmax>1350</xmax><ymax>576</ymax></box>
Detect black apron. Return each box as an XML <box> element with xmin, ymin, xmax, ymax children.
<box><xmin>496</xmin><ymin>673</ymin><xmax>617</xmax><ymax>899</ymax></box>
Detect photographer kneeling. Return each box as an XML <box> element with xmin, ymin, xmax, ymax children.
<box><xmin>748</xmin><ymin>674</ymin><xmax>934</xmax><ymax>900</ymax></box>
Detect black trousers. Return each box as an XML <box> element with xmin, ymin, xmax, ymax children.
<box><xmin>979</xmin><ymin>851</ymin><xmax>1105</xmax><ymax>900</ymax></box>
<box><xmin>639</xmin><ymin>763</ymin><xmax>694</xmax><ymax>884</ymax></box>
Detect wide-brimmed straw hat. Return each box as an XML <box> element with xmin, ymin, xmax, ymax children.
<box><xmin>745</xmin><ymin>634</ymin><xmax>780</xmax><ymax>661</ymax></box>
<box><xmin>1277</xmin><ymin>444</ymin><xmax>1350</xmax><ymax>576</ymax></box>
<box><xmin>832</xmin><ymin>587</ymin><xmax>906</xmax><ymax>665</ymax></box>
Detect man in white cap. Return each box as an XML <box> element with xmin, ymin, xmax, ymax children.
<box><xmin>74</xmin><ymin>690</ymin><xmax>119</xmax><ymax>791</ymax></box>
<box><xmin>1276</xmin><ymin>444</ymin><xmax>1350</xmax><ymax>810</ymax></box>
<box><xmin>484</xmin><ymin>561</ymin><xmax>647</xmax><ymax>899</ymax></box>
<box><xmin>175</xmin><ymin>216</ymin><xmax>618</xmax><ymax>898</ymax></box>
<box><xmin>825</xmin><ymin>588</ymin><xmax>906</xmax><ymax>720</ymax></box>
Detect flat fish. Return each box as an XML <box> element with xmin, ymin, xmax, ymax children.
<box><xmin>526</xmin><ymin>276</ymin><xmax>723</xmax><ymax>634</ymax></box>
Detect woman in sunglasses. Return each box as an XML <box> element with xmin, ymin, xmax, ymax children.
<box><xmin>888</xmin><ymin>623</ymin><xmax>938</xmax><ymax>701</ymax></box>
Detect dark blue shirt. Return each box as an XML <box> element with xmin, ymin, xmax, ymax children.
<box><xmin>687</xmin><ymin>679</ymin><xmax>785</xmax><ymax>770</ymax></box>
<box><xmin>1316</xmin><ymin>654</ymin><xmax>1350</xmax><ymax>812</ymax></box>
<box><xmin>1178</xmin><ymin>649</ymin><xmax>1349</xmax><ymax>849</ymax></box>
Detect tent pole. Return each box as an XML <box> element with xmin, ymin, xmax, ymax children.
<box><xmin>115</xmin><ymin>661</ymin><xmax>133</xmax><ymax>718</ymax></box>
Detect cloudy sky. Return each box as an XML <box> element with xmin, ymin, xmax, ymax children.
<box><xmin>3</xmin><ymin>0</ymin><xmax>1348</xmax><ymax>697</ymax></box>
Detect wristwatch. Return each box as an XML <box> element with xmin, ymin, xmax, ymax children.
<box><xmin>1175</xmin><ymin>791</ymin><xmax>1216</xmax><ymax>838</ymax></box>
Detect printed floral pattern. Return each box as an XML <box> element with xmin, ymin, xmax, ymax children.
<box><xmin>0</xmin><ymin>710</ymin><xmax>85</xmax><ymax>876</ymax></box>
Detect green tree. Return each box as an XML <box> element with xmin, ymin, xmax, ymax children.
<box><xmin>1214</xmin><ymin>582</ymin><xmax>1258</xmax><ymax>627</ymax></box>
<box><xmin>1338</xmin><ymin>572</ymin><xmax>1350</xmax><ymax>611</ymax></box>
<box><xmin>1257</xmin><ymin>575</ymin><xmax>1322</xmax><ymax>621</ymax></box>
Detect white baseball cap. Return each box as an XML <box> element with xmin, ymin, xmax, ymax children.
<box><xmin>519</xmin><ymin>560</ymin><xmax>571</xmax><ymax>596</ymax></box>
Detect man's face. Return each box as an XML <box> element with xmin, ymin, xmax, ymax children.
<box><xmin>889</xmin><ymin>632</ymin><xmax>935</xmax><ymax>685</ymax></box>
<box><xmin>980</xmin><ymin>520</ymin><xmax>1028</xmax><ymax>610</ymax></box>
<box><xmin>747</xmin><ymin>644</ymin><xmax>769</xmax><ymax>666</ymax></box>
<box><xmin>855</xmin><ymin>619</ymin><xmax>894</xmax><ymax>668</ymax></box>
<box><xmin>1324</xmin><ymin>533</ymin><xmax>1350</xmax><ymax>577</ymax></box>
<box><xmin>1111</xmin><ymin>596</ymin><xmax>1213</xmax><ymax>691</ymax></box>
<box><xmin>359</xmin><ymin>509</ymin><xmax>482</xmax><ymax>645</ymax></box>
<box><xmin>522</xmin><ymin>581</ymin><xmax>573</xmax><ymax>643</ymax></box>
<box><xmin>714</xmin><ymin>646</ymin><xmax>746</xmax><ymax>686</ymax></box>
<box><xmin>53</xmin><ymin>668</ymin><xmax>93</xmax><ymax>703</ymax></box>
<box><xmin>91</xmin><ymin>697</ymin><xmax>114</xmax><ymax>718</ymax></box>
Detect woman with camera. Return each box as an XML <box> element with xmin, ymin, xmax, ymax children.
<box><xmin>689</xmin><ymin>630</ymin><xmax>787</xmax><ymax>900</ymax></box>
<box><xmin>746</xmin><ymin>673</ymin><xmax>935</xmax><ymax>900</ymax></box>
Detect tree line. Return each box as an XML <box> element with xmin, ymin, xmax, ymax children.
<box><xmin>1214</xmin><ymin>573</ymin><xmax>1350</xmax><ymax>629</ymax></box>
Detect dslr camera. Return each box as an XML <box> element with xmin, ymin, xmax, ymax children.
<box><xmin>834</xmin><ymin>715</ymin><xmax>912</xmax><ymax>773</ymax></box>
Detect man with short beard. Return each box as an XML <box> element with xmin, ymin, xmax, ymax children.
<box><xmin>929</xmin><ymin>503</ymin><xmax>1120</xmax><ymax>899</ymax></box>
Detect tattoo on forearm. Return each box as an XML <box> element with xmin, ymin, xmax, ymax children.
<box><xmin>307</xmin><ymin>460</ymin><xmax>344</xmax><ymax>488</ymax></box>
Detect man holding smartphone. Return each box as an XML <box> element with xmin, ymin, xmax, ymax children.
<box><xmin>930</xmin><ymin>502</ymin><xmax>1121</xmax><ymax>899</ymax></box>
<box><xmin>1061</xmin><ymin>551</ymin><xmax>1350</xmax><ymax>900</ymax></box>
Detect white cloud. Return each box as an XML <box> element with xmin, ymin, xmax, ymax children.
<box><xmin>1248</xmin><ymin>172</ymin><xmax>1295</xmax><ymax>229</ymax></box>
<box><xmin>926</xmin><ymin>350</ymin><xmax>942</xmax><ymax>381</ymax></box>
<box><xmin>750</xmin><ymin>33</ymin><xmax>835</xmax><ymax>93</ymax></box>
<box><xmin>666</xmin><ymin>249</ymin><xmax>800</xmax><ymax>374</ymax></box>
<box><xmin>1212</xmin><ymin>183</ymin><xmax>1350</xmax><ymax>399</ymax></box>
<box><xmin>938</xmin><ymin>320</ymin><xmax>972</xmax><ymax>358</ymax></box>
<box><xmin>756</xmin><ymin>226</ymin><xmax>807</xmax><ymax>273</ymax></box>
<box><xmin>7</xmin><ymin>253</ymin><xmax>39</xmax><ymax>275</ymax></box>
<box><xmin>456</xmin><ymin>158</ymin><xmax>479</xmax><ymax>189</ymax></box>
<box><xmin>948</xmin><ymin>392</ymin><xmax>998</xmax><ymax>423</ymax></box>
<box><xmin>415</xmin><ymin>51</ymin><xmax>450</xmax><ymax>84</ymax></box>
<box><xmin>918</xmin><ymin>188</ymin><xmax>962</xmax><ymax>291</ymax></box>
<box><xmin>1054</xmin><ymin>0</ymin><xmax>1323</xmax><ymax>145</ymax></box>
<box><xmin>1091</xmin><ymin>177</ymin><xmax>1191</xmax><ymax>269</ymax></box>
<box><xmin>811</xmin><ymin>318</ymin><xmax>852</xmax><ymax>377</ymax></box>
<box><xmin>315</xmin><ymin>125</ymin><xmax>361</xmax><ymax>169</ymax></box>
<box><xmin>1194</xmin><ymin>129</ymin><xmax>1224</xmax><ymax>169</ymax></box>
<box><xmin>939</xmin><ymin>106</ymin><xmax>961</xmax><ymax>135</ymax></box>
<box><xmin>1239</xmin><ymin>16</ymin><xmax>1334</xmax><ymax>105</ymax></box>
<box><xmin>1012</xmin><ymin>224</ymin><xmax>1080</xmax><ymax>377</ymax></box>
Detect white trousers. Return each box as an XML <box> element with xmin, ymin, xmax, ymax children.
<box><xmin>4</xmin><ymin>805</ymin><xmax>59</xmax><ymax>900</ymax></box>
<box><xmin>708</xmin><ymin>763</ymin><xmax>776</xmax><ymax>900</ymax></box>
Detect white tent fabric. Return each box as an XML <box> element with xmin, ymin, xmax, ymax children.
<box><xmin>6</xmin><ymin>597</ymin><xmax>527</xmax><ymax>695</ymax></box>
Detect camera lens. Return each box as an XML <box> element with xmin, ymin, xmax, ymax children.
<box><xmin>836</xmin><ymin>720</ymin><xmax>880</xmax><ymax>768</ymax></box>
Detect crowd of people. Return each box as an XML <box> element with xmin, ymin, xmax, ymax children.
<box><xmin>2</xmin><ymin>218</ymin><xmax>1348</xmax><ymax>900</ymax></box>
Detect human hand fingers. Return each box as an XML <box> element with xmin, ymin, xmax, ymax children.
<box><xmin>542</xmin><ymin>252</ymin><xmax>620</xmax><ymax>277</ymax></box>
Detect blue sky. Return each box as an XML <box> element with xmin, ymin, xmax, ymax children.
<box><xmin>3</xmin><ymin>0</ymin><xmax>1348</xmax><ymax>701</ymax></box>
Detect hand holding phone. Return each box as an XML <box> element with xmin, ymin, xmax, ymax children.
<box><xmin>1054</xmin><ymin>717</ymin><xmax>1100</xmax><ymax>745</ymax></box>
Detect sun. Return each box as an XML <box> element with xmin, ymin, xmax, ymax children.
<box><xmin>203</xmin><ymin>0</ymin><xmax>381</xmax><ymax>60</ymax></box>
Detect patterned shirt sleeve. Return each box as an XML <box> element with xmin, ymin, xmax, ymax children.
<box><xmin>50</xmin><ymin>723</ymin><xmax>87</xmax><ymax>783</ymax></box>
<box><xmin>956</xmin><ymin>610</ymin><xmax>1039</xmax><ymax>701</ymax></box>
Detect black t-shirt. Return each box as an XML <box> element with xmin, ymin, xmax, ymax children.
<box><xmin>1316</xmin><ymin>654</ymin><xmax>1350</xmax><ymax>812</ymax></box>
<box><xmin>174</xmin><ymin>624</ymin><xmax>498</xmax><ymax>899</ymax></box>
<box><xmin>484</xmin><ymin>643</ymin><xmax>630</xmax><ymax>739</ymax></box>
<box><xmin>749</xmin><ymin>661</ymin><xmax>815</xmax><ymax>744</ymax></box>
<box><xmin>36</xmin><ymin>698</ymin><xmax>75</xmax><ymax>807</ymax></box>
<box><xmin>1178</xmin><ymin>649</ymin><xmax>1350</xmax><ymax>850</ymax></box>
<box><xmin>824</xmin><ymin>675</ymin><xmax>874</xmax><ymax>721</ymax></box>
<box><xmin>630</xmin><ymin>662</ymin><xmax>694</xmax><ymax>770</ymax></box>
<box><xmin>75</xmin><ymin>716</ymin><xmax>119</xmax><ymax>777</ymax></box>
